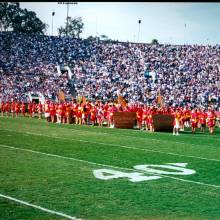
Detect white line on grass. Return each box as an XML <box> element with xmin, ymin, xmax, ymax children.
<box><xmin>1</xmin><ymin>121</ymin><xmax>217</xmax><ymax>149</ymax></box>
<box><xmin>0</xmin><ymin>193</ymin><xmax>82</xmax><ymax>220</ymax></box>
<box><xmin>60</xmin><ymin>125</ymin><xmax>218</xmax><ymax>146</ymax></box>
<box><xmin>1</xmin><ymin>144</ymin><xmax>220</xmax><ymax>189</ymax></box>
<box><xmin>2</xmin><ymin>128</ymin><xmax>220</xmax><ymax>162</ymax></box>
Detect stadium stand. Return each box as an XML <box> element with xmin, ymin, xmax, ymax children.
<box><xmin>0</xmin><ymin>32</ymin><xmax>219</xmax><ymax>109</ymax></box>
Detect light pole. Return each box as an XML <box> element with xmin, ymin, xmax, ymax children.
<box><xmin>184</xmin><ymin>23</ymin><xmax>186</xmax><ymax>45</ymax></box>
<box><xmin>58</xmin><ymin>2</ymin><xmax>78</xmax><ymax>36</ymax></box>
<box><xmin>138</xmin><ymin>19</ymin><xmax>141</xmax><ymax>43</ymax></box>
<box><xmin>51</xmin><ymin>11</ymin><xmax>55</xmax><ymax>36</ymax></box>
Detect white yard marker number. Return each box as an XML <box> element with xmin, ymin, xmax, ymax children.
<box><xmin>93</xmin><ymin>163</ymin><xmax>196</xmax><ymax>182</ymax></box>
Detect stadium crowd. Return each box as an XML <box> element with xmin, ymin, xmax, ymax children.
<box><xmin>0</xmin><ymin>32</ymin><xmax>219</xmax><ymax>110</ymax></box>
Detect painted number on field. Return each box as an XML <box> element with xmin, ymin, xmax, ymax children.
<box><xmin>93</xmin><ymin>163</ymin><xmax>196</xmax><ymax>182</ymax></box>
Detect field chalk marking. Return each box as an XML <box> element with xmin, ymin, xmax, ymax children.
<box><xmin>1</xmin><ymin>128</ymin><xmax>220</xmax><ymax>163</ymax></box>
<box><xmin>0</xmin><ymin>193</ymin><xmax>82</xmax><ymax>220</ymax></box>
<box><xmin>1</xmin><ymin>144</ymin><xmax>220</xmax><ymax>189</ymax></box>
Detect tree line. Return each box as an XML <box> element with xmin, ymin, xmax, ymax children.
<box><xmin>0</xmin><ymin>2</ymin><xmax>159</xmax><ymax>44</ymax></box>
<box><xmin>0</xmin><ymin>2</ymin><xmax>47</xmax><ymax>34</ymax></box>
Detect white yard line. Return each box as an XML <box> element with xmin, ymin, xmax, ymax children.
<box><xmin>1</xmin><ymin>128</ymin><xmax>220</xmax><ymax>162</ymax></box>
<box><xmin>1</xmin><ymin>144</ymin><xmax>220</xmax><ymax>189</ymax></box>
<box><xmin>0</xmin><ymin>193</ymin><xmax>82</xmax><ymax>220</ymax></box>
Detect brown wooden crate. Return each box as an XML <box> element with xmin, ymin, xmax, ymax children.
<box><xmin>113</xmin><ymin>112</ymin><xmax>136</xmax><ymax>129</ymax></box>
<box><xmin>153</xmin><ymin>114</ymin><xmax>174</xmax><ymax>132</ymax></box>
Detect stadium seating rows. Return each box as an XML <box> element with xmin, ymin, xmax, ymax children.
<box><xmin>0</xmin><ymin>32</ymin><xmax>219</xmax><ymax>109</ymax></box>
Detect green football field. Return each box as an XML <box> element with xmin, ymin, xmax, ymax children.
<box><xmin>0</xmin><ymin>117</ymin><xmax>220</xmax><ymax>220</ymax></box>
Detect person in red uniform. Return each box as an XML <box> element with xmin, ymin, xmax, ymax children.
<box><xmin>32</xmin><ymin>101</ymin><xmax>37</xmax><ymax>118</ymax></box>
<box><xmin>61</xmin><ymin>102</ymin><xmax>66</xmax><ymax>124</ymax></box>
<box><xmin>37</xmin><ymin>102</ymin><xmax>43</xmax><ymax>119</ymax></box>
<box><xmin>199</xmin><ymin>109</ymin><xmax>207</xmax><ymax>133</ymax></box>
<box><xmin>206</xmin><ymin>108</ymin><xmax>216</xmax><ymax>134</ymax></box>
<box><xmin>173</xmin><ymin>109</ymin><xmax>181</xmax><ymax>135</ymax></box>
<box><xmin>136</xmin><ymin>107</ymin><xmax>143</xmax><ymax>130</ymax></box>
<box><xmin>21</xmin><ymin>102</ymin><xmax>26</xmax><ymax>117</ymax></box>
<box><xmin>107</xmin><ymin>103</ymin><xmax>114</xmax><ymax>128</ymax></box>
<box><xmin>90</xmin><ymin>104</ymin><xmax>97</xmax><ymax>126</ymax></box>
<box><xmin>97</xmin><ymin>105</ymin><xmax>104</xmax><ymax>127</ymax></box>
<box><xmin>5</xmin><ymin>101</ymin><xmax>10</xmax><ymax>117</ymax></box>
<box><xmin>11</xmin><ymin>101</ymin><xmax>16</xmax><ymax>117</ymax></box>
<box><xmin>142</xmin><ymin>105</ymin><xmax>148</xmax><ymax>130</ymax></box>
<box><xmin>15</xmin><ymin>101</ymin><xmax>20</xmax><ymax>117</ymax></box>
<box><xmin>103</xmin><ymin>103</ymin><xmax>109</xmax><ymax>125</ymax></box>
<box><xmin>49</xmin><ymin>101</ymin><xmax>56</xmax><ymax>123</ymax></box>
<box><xmin>56</xmin><ymin>102</ymin><xmax>62</xmax><ymax>123</ymax></box>
<box><xmin>28</xmin><ymin>102</ymin><xmax>33</xmax><ymax>118</ymax></box>
<box><xmin>183</xmin><ymin>107</ymin><xmax>191</xmax><ymax>128</ymax></box>
<box><xmin>216</xmin><ymin>108</ymin><xmax>220</xmax><ymax>128</ymax></box>
<box><xmin>147</xmin><ymin>106</ymin><xmax>154</xmax><ymax>132</ymax></box>
<box><xmin>44</xmin><ymin>100</ymin><xmax>50</xmax><ymax>122</ymax></box>
<box><xmin>0</xmin><ymin>101</ymin><xmax>5</xmax><ymax>117</ymax></box>
<box><xmin>65</xmin><ymin>103</ymin><xmax>72</xmax><ymax>124</ymax></box>
<box><xmin>71</xmin><ymin>101</ymin><xmax>78</xmax><ymax>124</ymax></box>
<box><xmin>191</xmin><ymin>109</ymin><xmax>198</xmax><ymax>133</ymax></box>
<box><xmin>81</xmin><ymin>104</ymin><xmax>88</xmax><ymax>125</ymax></box>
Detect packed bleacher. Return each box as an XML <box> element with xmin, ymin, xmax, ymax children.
<box><xmin>0</xmin><ymin>31</ymin><xmax>219</xmax><ymax>109</ymax></box>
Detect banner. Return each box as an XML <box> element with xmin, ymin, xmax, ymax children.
<box><xmin>113</xmin><ymin>112</ymin><xmax>136</xmax><ymax>129</ymax></box>
<box><xmin>153</xmin><ymin>114</ymin><xmax>174</xmax><ymax>132</ymax></box>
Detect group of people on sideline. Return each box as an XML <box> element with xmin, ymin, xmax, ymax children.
<box><xmin>0</xmin><ymin>99</ymin><xmax>219</xmax><ymax>135</ymax></box>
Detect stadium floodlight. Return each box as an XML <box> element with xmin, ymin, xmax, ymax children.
<box><xmin>58</xmin><ymin>2</ymin><xmax>78</xmax><ymax>36</ymax></box>
<box><xmin>51</xmin><ymin>11</ymin><xmax>55</xmax><ymax>36</ymax></box>
<box><xmin>138</xmin><ymin>19</ymin><xmax>141</xmax><ymax>43</ymax></box>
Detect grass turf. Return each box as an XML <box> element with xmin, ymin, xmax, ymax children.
<box><xmin>0</xmin><ymin>116</ymin><xmax>220</xmax><ymax>219</ymax></box>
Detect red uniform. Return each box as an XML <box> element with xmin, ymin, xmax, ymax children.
<box><xmin>44</xmin><ymin>103</ymin><xmax>50</xmax><ymax>115</ymax></box>
<box><xmin>142</xmin><ymin>108</ymin><xmax>148</xmax><ymax>122</ymax></box>
<box><xmin>77</xmin><ymin>106</ymin><xmax>83</xmax><ymax>119</ymax></box>
<box><xmin>15</xmin><ymin>102</ymin><xmax>20</xmax><ymax>114</ymax></box>
<box><xmin>21</xmin><ymin>103</ymin><xmax>26</xmax><ymax>115</ymax></box>
<box><xmin>206</xmin><ymin>111</ymin><xmax>216</xmax><ymax>128</ymax></box>
<box><xmin>199</xmin><ymin>112</ymin><xmax>206</xmax><ymax>125</ymax></box>
<box><xmin>38</xmin><ymin>103</ymin><xmax>43</xmax><ymax>114</ymax></box>
<box><xmin>65</xmin><ymin>104</ymin><xmax>72</xmax><ymax>117</ymax></box>
<box><xmin>90</xmin><ymin>107</ymin><xmax>97</xmax><ymax>122</ymax></box>
<box><xmin>56</xmin><ymin>104</ymin><xmax>63</xmax><ymax>116</ymax></box>
<box><xmin>28</xmin><ymin>103</ymin><xmax>33</xmax><ymax>114</ymax></box>
<box><xmin>191</xmin><ymin>112</ymin><xmax>198</xmax><ymax>128</ymax></box>
<box><xmin>5</xmin><ymin>102</ymin><xmax>10</xmax><ymax>113</ymax></box>
<box><xmin>0</xmin><ymin>102</ymin><xmax>5</xmax><ymax>113</ymax></box>
<box><xmin>49</xmin><ymin>103</ymin><xmax>56</xmax><ymax>116</ymax></box>
<box><xmin>11</xmin><ymin>102</ymin><xmax>16</xmax><ymax>113</ymax></box>
<box><xmin>136</xmin><ymin>108</ymin><xmax>143</xmax><ymax>123</ymax></box>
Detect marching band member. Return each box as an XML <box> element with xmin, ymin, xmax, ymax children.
<box><xmin>206</xmin><ymin>108</ymin><xmax>216</xmax><ymax>134</ymax></box>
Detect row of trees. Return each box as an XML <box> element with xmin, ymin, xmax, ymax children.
<box><xmin>0</xmin><ymin>2</ymin><xmax>47</xmax><ymax>34</ymax></box>
<box><xmin>0</xmin><ymin>2</ymin><xmax>159</xmax><ymax>43</ymax></box>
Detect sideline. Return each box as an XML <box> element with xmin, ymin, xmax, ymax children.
<box><xmin>1</xmin><ymin>144</ymin><xmax>220</xmax><ymax>189</ymax></box>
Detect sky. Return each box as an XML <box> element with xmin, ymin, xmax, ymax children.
<box><xmin>20</xmin><ymin>2</ymin><xmax>220</xmax><ymax>46</ymax></box>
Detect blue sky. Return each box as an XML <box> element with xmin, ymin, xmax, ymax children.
<box><xmin>20</xmin><ymin>2</ymin><xmax>220</xmax><ymax>45</ymax></box>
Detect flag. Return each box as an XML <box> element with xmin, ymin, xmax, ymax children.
<box><xmin>157</xmin><ymin>91</ymin><xmax>164</xmax><ymax>107</ymax></box>
<box><xmin>118</xmin><ymin>95</ymin><xmax>127</xmax><ymax>108</ymax></box>
<box><xmin>58</xmin><ymin>91</ymin><xmax>65</xmax><ymax>101</ymax></box>
<box><xmin>82</xmin><ymin>96</ymin><xmax>86</xmax><ymax>105</ymax></box>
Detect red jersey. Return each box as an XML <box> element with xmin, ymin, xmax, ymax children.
<box><xmin>49</xmin><ymin>103</ymin><xmax>56</xmax><ymax>116</ymax></box>
<box><xmin>38</xmin><ymin>103</ymin><xmax>43</xmax><ymax>113</ymax></box>
<box><xmin>15</xmin><ymin>102</ymin><xmax>20</xmax><ymax>113</ymax></box>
